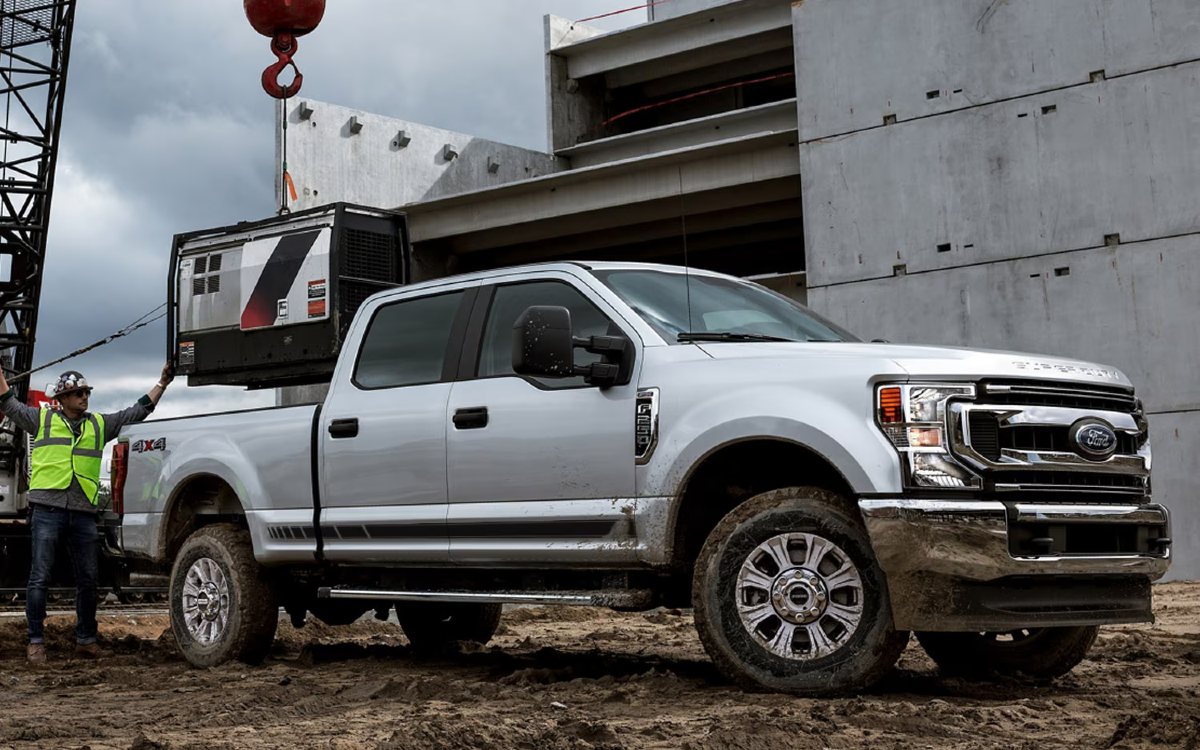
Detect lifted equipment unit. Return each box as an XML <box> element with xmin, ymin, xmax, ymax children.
<box><xmin>169</xmin><ymin>203</ymin><xmax>410</xmax><ymax>388</ymax></box>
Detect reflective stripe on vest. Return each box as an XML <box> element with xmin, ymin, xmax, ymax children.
<box><xmin>30</xmin><ymin>408</ymin><xmax>107</xmax><ymax>504</ymax></box>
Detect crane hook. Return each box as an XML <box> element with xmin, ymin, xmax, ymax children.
<box><xmin>262</xmin><ymin>33</ymin><xmax>303</xmax><ymax>99</ymax></box>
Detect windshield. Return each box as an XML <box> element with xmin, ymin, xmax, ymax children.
<box><xmin>593</xmin><ymin>269</ymin><xmax>859</xmax><ymax>344</ymax></box>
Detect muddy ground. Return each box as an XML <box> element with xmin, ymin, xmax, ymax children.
<box><xmin>0</xmin><ymin>583</ymin><xmax>1195</xmax><ymax>750</ymax></box>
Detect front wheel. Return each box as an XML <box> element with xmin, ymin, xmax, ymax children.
<box><xmin>692</xmin><ymin>487</ymin><xmax>908</xmax><ymax>695</ymax></box>
<box><xmin>916</xmin><ymin>626</ymin><xmax>1099</xmax><ymax>680</ymax></box>
<box><xmin>169</xmin><ymin>524</ymin><xmax>279</xmax><ymax>667</ymax></box>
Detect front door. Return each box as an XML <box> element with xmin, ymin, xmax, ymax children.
<box><xmin>445</xmin><ymin>275</ymin><xmax>641</xmax><ymax>564</ymax></box>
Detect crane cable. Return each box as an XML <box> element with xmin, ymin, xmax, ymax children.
<box><xmin>3</xmin><ymin>303</ymin><xmax>168</xmax><ymax>384</ymax></box>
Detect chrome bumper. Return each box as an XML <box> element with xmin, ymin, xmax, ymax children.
<box><xmin>859</xmin><ymin>499</ymin><xmax>1170</xmax><ymax>631</ymax></box>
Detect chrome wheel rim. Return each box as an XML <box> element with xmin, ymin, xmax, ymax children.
<box><xmin>182</xmin><ymin>557</ymin><xmax>231</xmax><ymax>645</ymax></box>
<box><xmin>735</xmin><ymin>532</ymin><xmax>864</xmax><ymax>661</ymax></box>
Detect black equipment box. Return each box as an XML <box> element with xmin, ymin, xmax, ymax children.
<box><xmin>168</xmin><ymin>204</ymin><xmax>410</xmax><ymax>388</ymax></box>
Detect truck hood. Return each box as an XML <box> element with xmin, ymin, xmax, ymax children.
<box><xmin>694</xmin><ymin>341</ymin><xmax>1133</xmax><ymax>388</ymax></box>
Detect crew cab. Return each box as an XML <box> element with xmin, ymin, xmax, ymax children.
<box><xmin>115</xmin><ymin>261</ymin><xmax>1170</xmax><ymax>694</ymax></box>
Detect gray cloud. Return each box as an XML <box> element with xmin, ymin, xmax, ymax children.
<box><xmin>33</xmin><ymin>1</ymin><xmax>638</xmax><ymax>417</ymax></box>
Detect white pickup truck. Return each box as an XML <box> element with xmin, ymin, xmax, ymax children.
<box><xmin>114</xmin><ymin>261</ymin><xmax>1169</xmax><ymax>694</ymax></box>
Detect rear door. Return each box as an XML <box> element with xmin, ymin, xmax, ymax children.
<box><xmin>319</xmin><ymin>282</ymin><xmax>478</xmax><ymax>563</ymax></box>
<box><xmin>444</xmin><ymin>273</ymin><xmax>641</xmax><ymax>564</ymax></box>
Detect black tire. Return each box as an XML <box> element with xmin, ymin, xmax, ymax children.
<box><xmin>916</xmin><ymin>626</ymin><xmax>1098</xmax><ymax>680</ymax></box>
<box><xmin>169</xmin><ymin>524</ymin><xmax>279</xmax><ymax>667</ymax></box>
<box><xmin>692</xmin><ymin>487</ymin><xmax>908</xmax><ymax>695</ymax></box>
<box><xmin>395</xmin><ymin>602</ymin><xmax>503</xmax><ymax>652</ymax></box>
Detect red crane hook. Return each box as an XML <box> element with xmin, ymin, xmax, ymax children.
<box><xmin>244</xmin><ymin>0</ymin><xmax>326</xmax><ymax>99</ymax></box>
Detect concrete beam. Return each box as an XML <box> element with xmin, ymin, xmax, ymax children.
<box><xmin>556</xmin><ymin>0</ymin><xmax>792</xmax><ymax>80</ymax></box>
<box><xmin>406</xmin><ymin>130</ymin><xmax>799</xmax><ymax>243</ymax></box>
<box><xmin>558</xmin><ymin>99</ymin><xmax>797</xmax><ymax>168</ymax></box>
<box><xmin>435</xmin><ymin>191</ymin><xmax>801</xmax><ymax>259</ymax></box>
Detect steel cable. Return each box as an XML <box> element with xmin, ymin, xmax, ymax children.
<box><xmin>3</xmin><ymin>302</ymin><xmax>168</xmax><ymax>383</ymax></box>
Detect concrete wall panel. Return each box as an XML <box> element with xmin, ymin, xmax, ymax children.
<box><xmin>279</xmin><ymin>100</ymin><xmax>563</xmax><ymax>213</ymax></box>
<box><xmin>794</xmin><ymin>0</ymin><xmax>1200</xmax><ymax>140</ymax></box>
<box><xmin>808</xmin><ymin>235</ymin><xmax>1200</xmax><ymax>414</ymax></box>
<box><xmin>1143</xmin><ymin>411</ymin><xmax>1200</xmax><ymax>581</ymax></box>
<box><xmin>802</xmin><ymin>62</ymin><xmax>1200</xmax><ymax>287</ymax></box>
<box><xmin>808</xmin><ymin>235</ymin><xmax>1200</xmax><ymax>580</ymax></box>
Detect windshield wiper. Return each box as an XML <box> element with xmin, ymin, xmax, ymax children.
<box><xmin>678</xmin><ymin>332</ymin><xmax>795</xmax><ymax>343</ymax></box>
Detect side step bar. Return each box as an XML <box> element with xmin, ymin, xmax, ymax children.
<box><xmin>317</xmin><ymin>587</ymin><xmax>653</xmax><ymax>609</ymax></box>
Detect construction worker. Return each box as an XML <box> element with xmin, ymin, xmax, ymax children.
<box><xmin>0</xmin><ymin>364</ymin><xmax>173</xmax><ymax>663</ymax></box>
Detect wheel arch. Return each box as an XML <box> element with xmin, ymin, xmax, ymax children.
<box><xmin>156</xmin><ymin>473</ymin><xmax>248</xmax><ymax>563</ymax></box>
<box><xmin>665</xmin><ymin>436</ymin><xmax>860</xmax><ymax>589</ymax></box>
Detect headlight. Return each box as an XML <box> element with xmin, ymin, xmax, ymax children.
<box><xmin>876</xmin><ymin>383</ymin><xmax>981</xmax><ymax>489</ymax></box>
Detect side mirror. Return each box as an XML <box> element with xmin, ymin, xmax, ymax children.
<box><xmin>512</xmin><ymin>306</ymin><xmax>575</xmax><ymax>378</ymax></box>
<box><xmin>512</xmin><ymin>305</ymin><xmax>635</xmax><ymax>388</ymax></box>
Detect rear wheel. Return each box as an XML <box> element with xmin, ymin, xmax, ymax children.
<box><xmin>692</xmin><ymin>487</ymin><xmax>908</xmax><ymax>695</ymax></box>
<box><xmin>395</xmin><ymin>602</ymin><xmax>503</xmax><ymax>652</ymax></box>
<box><xmin>917</xmin><ymin>626</ymin><xmax>1098</xmax><ymax>679</ymax></box>
<box><xmin>169</xmin><ymin>524</ymin><xmax>278</xmax><ymax>667</ymax></box>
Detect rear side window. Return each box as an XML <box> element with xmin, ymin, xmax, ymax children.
<box><xmin>354</xmin><ymin>291</ymin><xmax>464</xmax><ymax>389</ymax></box>
<box><xmin>478</xmin><ymin>281</ymin><xmax>614</xmax><ymax>387</ymax></box>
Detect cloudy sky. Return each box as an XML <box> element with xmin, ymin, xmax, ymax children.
<box><xmin>34</xmin><ymin>0</ymin><xmax>640</xmax><ymax>420</ymax></box>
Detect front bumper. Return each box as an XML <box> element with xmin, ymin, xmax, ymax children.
<box><xmin>859</xmin><ymin>499</ymin><xmax>1171</xmax><ymax>631</ymax></box>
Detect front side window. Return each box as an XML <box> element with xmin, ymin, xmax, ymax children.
<box><xmin>354</xmin><ymin>290</ymin><xmax>465</xmax><ymax>389</ymax></box>
<box><xmin>594</xmin><ymin>270</ymin><xmax>858</xmax><ymax>343</ymax></box>
<box><xmin>478</xmin><ymin>281</ymin><xmax>616</xmax><ymax>387</ymax></box>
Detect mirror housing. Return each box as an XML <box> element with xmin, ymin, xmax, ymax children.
<box><xmin>512</xmin><ymin>306</ymin><xmax>576</xmax><ymax>378</ymax></box>
<box><xmin>512</xmin><ymin>305</ymin><xmax>634</xmax><ymax>388</ymax></box>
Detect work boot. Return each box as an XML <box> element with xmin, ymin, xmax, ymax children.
<box><xmin>74</xmin><ymin>642</ymin><xmax>105</xmax><ymax>659</ymax></box>
<box><xmin>26</xmin><ymin>643</ymin><xmax>46</xmax><ymax>665</ymax></box>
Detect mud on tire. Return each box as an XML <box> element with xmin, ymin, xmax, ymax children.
<box><xmin>169</xmin><ymin>524</ymin><xmax>279</xmax><ymax>667</ymax></box>
<box><xmin>396</xmin><ymin>602</ymin><xmax>503</xmax><ymax>652</ymax></box>
<box><xmin>692</xmin><ymin>487</ymin><xmax>908</xmax><ymax>695</ymax></box>
<box><xmin>917</xmin><ymin>626</ymin><xmax>1099</xmax><ymax>680</ymax></box>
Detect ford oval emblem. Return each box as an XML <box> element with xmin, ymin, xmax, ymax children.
<box><xmin>1070</xmin><ymin>420</ymin><xmax>1119</xmax><ymax>460</ymax></box>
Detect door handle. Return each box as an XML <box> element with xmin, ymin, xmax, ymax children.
<box><xmin>452</xmin><ymin>407</ymin><xmax>489</xmax><ymax>430</ymax></box>
<box><xmin>328</xmin><ymin>418</ymin><xmax>359</xmax><ymax>439</ymax></box>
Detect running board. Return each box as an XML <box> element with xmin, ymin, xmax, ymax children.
<box><xmin>317</xmin><ymin>587</ymin><xmax>653</xmax><ymax>609</ymax></box>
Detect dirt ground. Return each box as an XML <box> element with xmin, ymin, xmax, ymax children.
<box><xmin>0</xmin><ymin>583</ymin><xmax>1195</xmax><ymax>750</ymax></box>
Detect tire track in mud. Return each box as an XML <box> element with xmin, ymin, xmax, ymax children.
<box><xmin>0</xmin><ymin>584</ymin><xmax>1193</xmax><ymax>749</ymax></box>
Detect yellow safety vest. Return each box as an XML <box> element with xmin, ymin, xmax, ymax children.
<box><xmin>30</xmin><ymin>408</ymin><xmax>107</xmax><ymax>504</ymax></box>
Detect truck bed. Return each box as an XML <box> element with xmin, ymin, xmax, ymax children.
<box><xmin>119</xmin><ymin>404</ymin><xmax>319</xmax><ymax>564</ymax></box>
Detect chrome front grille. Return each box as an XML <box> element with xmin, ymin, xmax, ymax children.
<box><xmin>950</xmin><ymin>380</ymin><xmax>1149</xmax><ymax>502</ymax></box>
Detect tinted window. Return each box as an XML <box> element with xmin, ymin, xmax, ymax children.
<box><xmin>479</xmin><ymin>281</ymin><xmax>614</xmax><ymax>386</ymax></box>
<box><xmin>595</xmin><ymin>270</ymin><xmax>857</xmax><ymax>343</ymax></box>
<box><xmin>354</xmin><ymin>291</ymin><xmax>464</xmax><ymax>389</ymax></box>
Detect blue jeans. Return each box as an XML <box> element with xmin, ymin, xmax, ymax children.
<box><xmin>26</xmin><ymin>505</ymin><xmax>98</xmax><ymax>645</ymax></box>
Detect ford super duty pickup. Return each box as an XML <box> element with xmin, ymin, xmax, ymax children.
<box><xmin>114</xmin><ymin>261</ymin><xmax>1170</xmax><ymax>694</ymax></box>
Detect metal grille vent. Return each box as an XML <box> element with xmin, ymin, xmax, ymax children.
<box><xmin>340</xmin><ymin>228</ymin><xmax>395</xmax><ymax>281</ymax></box>
<box><xmin>968</xmin><ymin>412</ymin><xmax>1000</xmax><ymax>460</ymax></box>
<box><xmin>995</xmin><ymin>472</ymin><xmax>1146</xmax><ymax>491</ymax></box>
<box><xmin>981</xmin><ymin>381</ymin><xmax>1136</xmax><ymax>411</ymax></box>
<box><xmin>189</xmin><ymin>253</ymin><xmax>222</xmax><ymax>296</ymax></box>
<box><xmin>999</xmin><ymin>425</ymin><xmax>1139</xmax><ymax>456</ymax></box>
<box><xmin>339</xmin><ymin>281</ymin><xmax>379</xmax><ymax>318</ymax></box>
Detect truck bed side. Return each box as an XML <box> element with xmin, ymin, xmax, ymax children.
<box><xmin>119</xmin><ymin>404</ymin><xmax>319</xmax><ymax>565</ymax></box>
